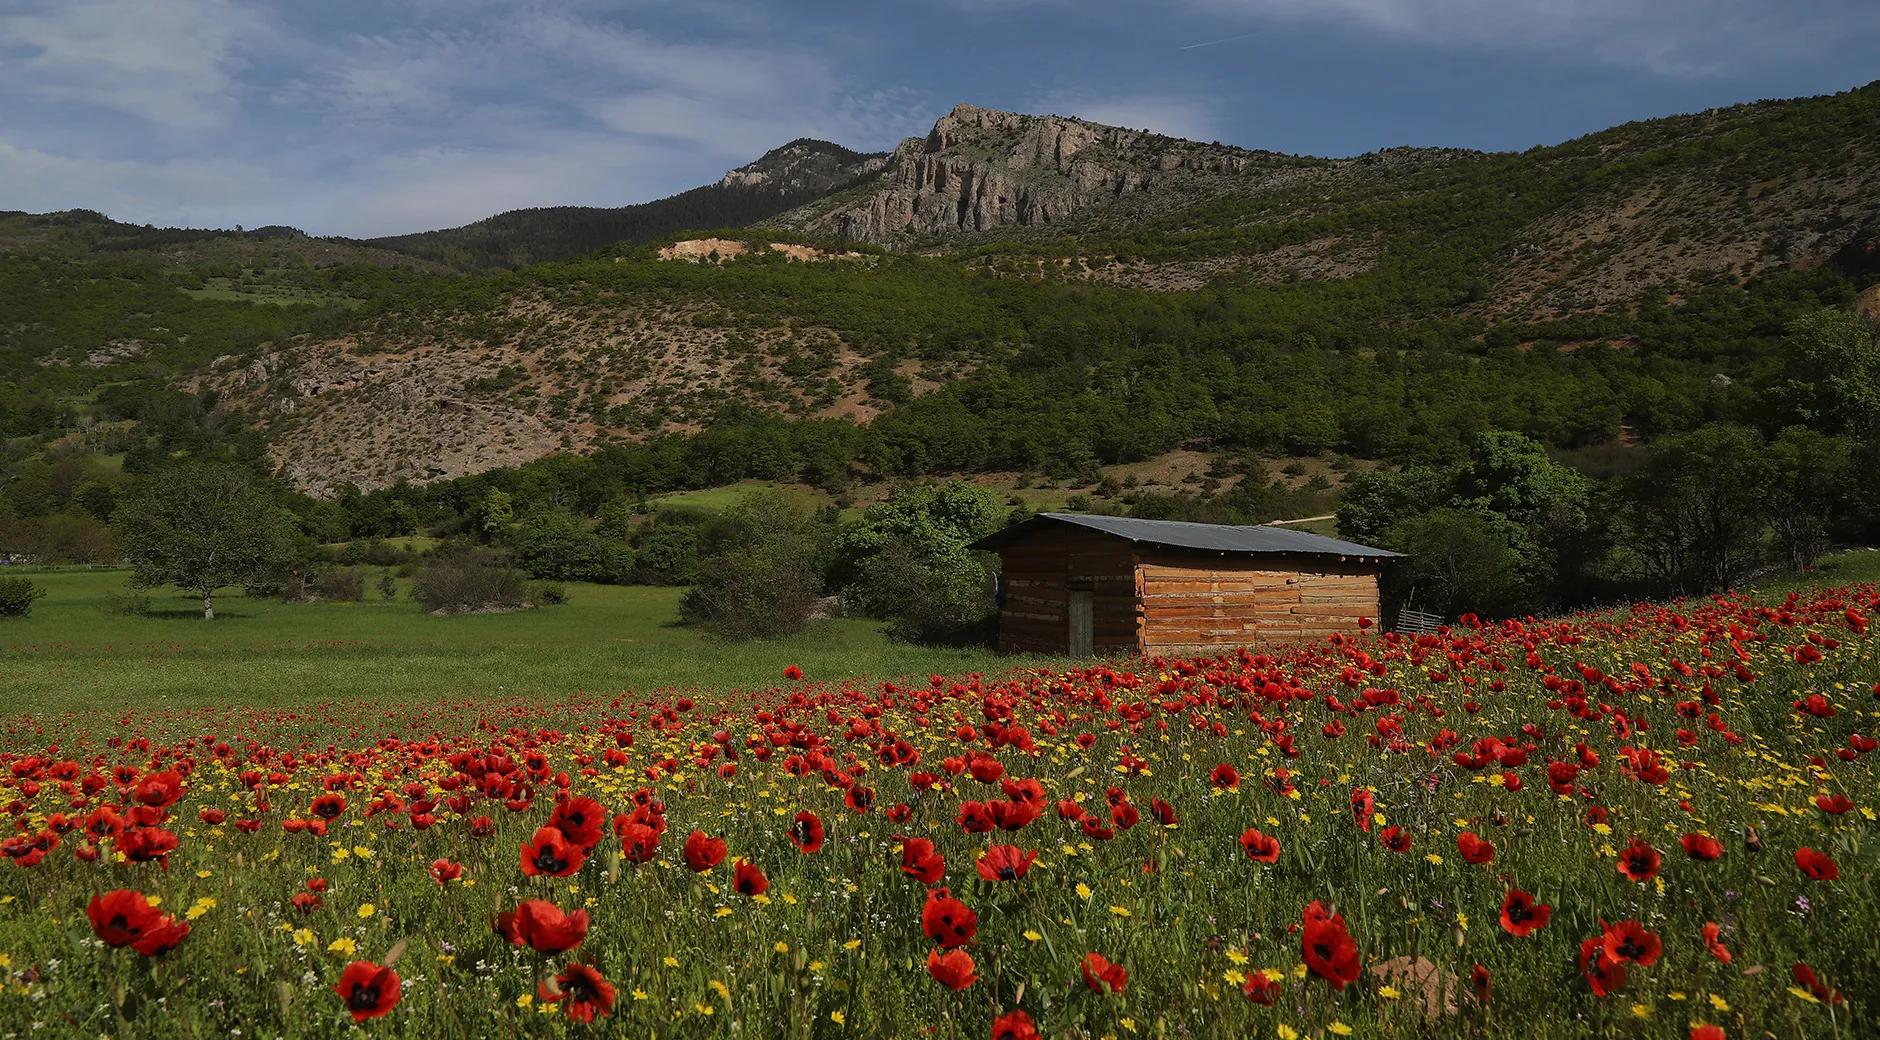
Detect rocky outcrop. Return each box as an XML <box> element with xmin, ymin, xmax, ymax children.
<box><xmin>772</xmin><ymin>104</ymin><xmax>1302</xmax><ymax>243</ymax></box>
<box><xmin>719</xmin><ymin>139</ymin><xmax>887</xmax><ymax>195</ymax></box>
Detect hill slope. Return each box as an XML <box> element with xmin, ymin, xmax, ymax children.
<box><xmin>366</xmin><ymin>140</ymin><xmax>887</xmax><ymax>269</ymax></box>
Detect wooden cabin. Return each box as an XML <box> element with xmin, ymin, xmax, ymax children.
<box><xmin>970</xmin><ymin>513</ymin><xmax>1401</xmax><ymax>657</ymax></box>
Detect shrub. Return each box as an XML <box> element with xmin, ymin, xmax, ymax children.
<box><xmin>0</xmin><ymin>577</ymin><xmax>46</xmax><ymax>617</ymax></box>
<box><xmin>105</xmin><ymin>588</ymin><xmax>152</xmax><ymax>616</ymax></box>
<box><xmin>679</xmin><ymin>491</ymin><xmax>831</xmax><ymax>640</ymax></box>
<box><xmin>513</xmin><ymin>509</ymin><xmax>634</xmax><ymax>583</ymax></box>
<box><xmin>312</xmin><ymin>566</ymin><xmax>366</xmax><ymax>602</ymax></box>
<box><xmin>529</xmin><ymin>581</ymin><xmax>567</xmax><ymax>607</ymax></box>
<box><xmin>411</xmin><ymin>553</ymin><xmax>528</xmax><ymax>614</ymax></box>
<box><xmin>377</xmin><ymin>569</ymin><xmax>398</xmax><ymax>600</ymax></box>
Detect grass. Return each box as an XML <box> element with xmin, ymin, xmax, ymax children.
<box><xmin>0</xmin><ymin>568</ymin><xmax>1041</xmax><ymax>714</ymax></box>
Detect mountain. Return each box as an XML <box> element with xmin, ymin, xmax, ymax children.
<box><xmin>366</xmin><ymin>139</ymin><xmax>887</xmax><ymax>269</ymax></box>
<box><xmin>5</xmin><ymin>84</ymin><xmax>1879</xmax><ymax>497</ymax></box>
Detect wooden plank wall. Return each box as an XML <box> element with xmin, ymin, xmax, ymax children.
<box><xmin>1137</xmin><ymin>551</ymin><xmax>1380</xmax><ymax>656</ymax></box>
<box><xmin>995</xmin><ymin>529</ymin><xmax>1137</xmax><ymax>654</ymax></box>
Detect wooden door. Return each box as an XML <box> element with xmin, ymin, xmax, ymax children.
<box><xmin>1067</xmin><ymin>590</ymin><xmax>1094</xmax><ymax>657</ymax></box>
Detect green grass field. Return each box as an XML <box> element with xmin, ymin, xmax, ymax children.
<box><xmin>0</xmin><ymin>568</ymin><xmax>1038</xmax><ymax>714</ymax></box>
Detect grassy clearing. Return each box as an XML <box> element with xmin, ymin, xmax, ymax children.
<box><xmin>0</xmin><ymin>568</ymin><xmax>1037</xmax><ymax>714</ymax></box>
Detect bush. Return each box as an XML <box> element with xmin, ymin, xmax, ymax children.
<box><xmin>313</xmin><ymin>566</ymin><xmax>366</xmax><ymax>602</ymax></box>
<box><xmin>513</xmin><ymin>509</ymin><xmax>634</xmax><ymax>583</ymax></box>
<box><xmin>0</xmin><ymin>577</ymin><xmax>46</xmax><ymax>617</ymax></box>
<box><xmin>377</xmin><ymin>569</ymin><xmax>398</xmax><ymax>600</ymax></box>
<box><xmin>105</xmin><ymin>588</ymin><xmax>152</xmax><ymax>616</ymax></box>
<box><xmin>678</xmin><ymin>491</ymin><xmax>830</xmax><ymax>640</ymax></box>
<box><xmin>529</xmin><ymin>581</ymin><xmax>567</xmax><ymax>606</ymax></box>
<box><xmin>411</xmin><ymin>553</ymin><xmax>528</xmax><ymax>614</ymax></box>
<box><xmin>831</xmin><ymin>482</ymin><xmax>1003</xmax><ymax>644</ymax></box>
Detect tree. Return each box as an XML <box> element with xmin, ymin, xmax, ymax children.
<box><xmin>1779</xmin><ymin>308</ymin><xmax>1880</xmax><ymax>435</ymax></box>
<box><xmin>678</xmin><ymin>490</ymin><xmax>832</xmax><ymax>640</ymax></box>
<box><xmin>113</xmin><ymin>462</ymin><xmax>292</xmax><ymax>619</ymax></box>
<box><xmin>1384</xmin><ymin>508</ymin><xmax>1524</xmax><ymax>619</ymax></box>
<box><xmin>513</xmin><ymin>508</ymin><xmax>633</xmax><ymax>583</ymax></box>
<box><xmin>829</xmin><ymin>482</ymin><xmax>1004</xmax><ymax>643</ymax></box>
<box><xmin>1618</xmin><ymin>425</ymin><xmax>1773</xmax><ymax>594</ymax></box>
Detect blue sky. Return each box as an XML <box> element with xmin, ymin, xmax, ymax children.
<box><xmin>2</xmin><ymin>0</ymin><xmax>1876</xmax><ymax>237</ymax></box>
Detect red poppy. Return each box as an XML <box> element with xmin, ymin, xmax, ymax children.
<box><xmin>976</xmin><ymin>845</ymin><xmax>1037</xmax><ymax>882</ymax></box>
<box><xmin>1456</xmin><ymin>831</ymin><xmax>1495</xmax><ymax>865</ymax></box>
<box><xmin>134</xmin><ymin>770</ymin><xmax>184</xmax><ymax>809</ymax></box>
<box><xmin>1301</xmin><ymin>915</ymin><xmax>1361</xmax><ymax>989</ymax></box>
<box><xmin>1680</xmin><ymin>832</ymin><xmax>1724</xmax><ymax>861</ymax></box>
<box><xmin>495</xmin><ymin>899</ymin><xmax>589</xmax><ymax>953</ymax></box>
<box><xmin>618</xmin><ymin>822</ymin><xmax>660</xmax><ymax>864</ymax></box>
<box><xmin>520</xmin><ymin>826</ymin><xmax>585</xmax><ymax>877</ymax></box>
<box><xmin>333</xmin><ymin>960</ymin><xmax>401</xmax><ymax>1022</ymax></box>
<box><xmin>1690</xmin><ymin>1026</ymin><xmax>1725</xmax><ymax>1040</ymax></box>
<box><xmin>1790</xmin><ymin>961</ymin><xmax>1844</xmax><ymax>1004</ymax></box>
<box><xmin>1081</xmin><ymin>952</ymin><xmax>1128</xmax><ymax>994</ymax></box>
<box><xmin>991</xmin><ymin>1009</ymin><xmax>1041</xmax><ymax>1040</ymax></box>
<box><xmin>990</xmin><ymin>799</ymin><xmax>1040</xmax><ymax>831</ymax></box>
<box><xmin>131</xmin><ymin>916</ymin><xmax>190</xmax><ymax>957</ymax></box>
<box><xmin>1470</xmin><ymin>963</ymin><xmax>1492</xmax><ymax>1004</ymax></box>
<box><xmin>788</xmin><ymin>810</ymin><xmax>825</xmax><ymax>853</ymax></box>
<box><xmin>548</xmin><ymin>796</ymin><xmax>606</xmax><ymax>851</ymax></box>
<box><xmin>1616</xmin><ymin>838</ymin><xmax>1661</xmax><ymax>883</ymax></box>
<box><xmin>1599</xmin><ymin>919</ymin><xmax>1662</xmax><ymax>967</ymax></box>
<box><xmin>1701</xmin><ymin>922</ymin><xmax>1731</xmax><ymax>964</ymax></box>
<box><xmin>310</xmin><ymin>793</ymin><xmax>346</xmax><ymax>820</ymax></box>
<box><xmin>958</xmin><ymin>801</ymin><xmax>995</xmax><ymax>833</ymax></box>
<box><xmin>1239</xmin><ymin>828</ymin><xmax>1281</xmax><ymax>864</ymax></box>
<box><xmin>1814</xmin><ymin>793</ymin><xmax>1853</xmax><ymax>815</ymax></box>
<box><xmin>1150</xmin><ymin>797</ymin><xmax>1177</xmax><ymax>825</ymax></box>
<box><xmin>540</xmin><ymin>962</ymin><xmax>615</xmax><ymax>1023</ymax></box>
<box><xmin>921</xmin><ymin>888</ymin><xmax>977</xmax><ymax>948</ymax></box>
<box><xmin>1209</xmin><ymin>763</ymin><xmax>1240</xmax><ymax>789</ymax></box>
<box><xmin>117</xmin><ymin>826</ymin><xmax>179</xmax><ymax>865</ymax></box>
<box><xmin>1350</xmin><ymin>788</ymin><xmax>1375</xmax><ymax>832</ymax></box>
<box><xmin>926</xmin><ymin>947</ymin><xmax>977</xmax><ymax>990</ymax></box>
<box><xmin>682</xmin><ymin>830</ymin><xmax>727</xmax><ymax>872</ymax></box>
<box><xmin>1498</xmin><ymin>889</ymin><xmax>1551</xmax><ymax>937</ymax></box>
<box><xmin>87</xmin><ymin>889</ymin><xmax>163</xmax><ymax>947</ymax></box>
<box><xmin>1578</xmin><ymin>937</ymin><xmax>1626</xmax><ymax>996</ymax></box>
<box><xmin>900</xmin><ymin>837</ymin><xmax>945</xmax><ymax>884</ymax></box>
<box><xmin>1794</xmin><ymin>846</ymin><xmax>1839</xmax><ymax>881</ymax></box>
<box><xmin>733</xmin><ymin>859</ymin><xmax>768</xmax><ymax>897</ymax></box>
<box><xmin>1241</xmin><ymin>971</ymin><xmax>1282</xmax><ymax>1005</ymax></box>
<box><xmin>783</xmin><ymin>664</ymin><xmax>803</xmax><ymax>680</ymax></box>
<box><xmin>1379</xmin><ymin>825</ymin><xmax>1413</xmax><ymax>853</ymax></box>
<box><xmin>429</xmin><ymin>858</ymin><xmax>463</xmax><ymax>884</ymax></box>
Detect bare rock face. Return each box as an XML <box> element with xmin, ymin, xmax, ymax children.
<box><xmin>774</xmin><ymin>104</ymin><xmax>1282</xmax><ymax>244</ymax></box>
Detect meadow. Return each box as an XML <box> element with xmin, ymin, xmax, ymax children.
<box><xmin>0</xmin><ymin>566</ymin><xmax>1873</xmax><ymax>1038</ymax></box>
<box><xmin>0</xmin><ymin>568</ymin><xmax>1023</xmax><ymax>714</ymax></box>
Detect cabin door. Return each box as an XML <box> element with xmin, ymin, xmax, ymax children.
<box><xmin>1067</xmin><ymin>590</ymin><xmax>1094</xmax><ymax>657</ymax></box>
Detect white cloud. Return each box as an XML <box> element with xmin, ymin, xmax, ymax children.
<box><xmin>1178</xmin><ymin>0</ymin><xmax>1877</xmax><ymax>77</ymax></box>
<box><xmin>0</xmin><ymin>0</ymin><xmax>268</xmax><ymax>128</ymax></box>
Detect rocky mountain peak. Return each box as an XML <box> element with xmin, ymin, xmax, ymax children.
<box><xmin>719</xmin><ymin>138</ymin><xmax>888</xmax><ymax>195</ymax></box>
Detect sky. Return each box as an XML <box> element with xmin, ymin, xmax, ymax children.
<box><xmin>1</xmin><ymin>0</ymin><xmax>1876</xmax><ymax>238</ymax></box>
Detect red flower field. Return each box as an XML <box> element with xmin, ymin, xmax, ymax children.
<box><xmin>0</xmin><ymin>586</ymin><xmax>1875</xmax><ymax>1037</ymax></box>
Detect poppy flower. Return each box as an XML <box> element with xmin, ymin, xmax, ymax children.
<box><xmin>958</xmin><ymin>801</ymin><xmax>995</xmax><ymax>833</ymax></box>
<box><xmin>788</xmin><ymin>810</ymin><xmax>825</xmax><ymax>853</ymax></box>
<box><xmin>1578</xmin><ymin>937</ymin><xmax>1626</xmax><ymax>996</ymax></box>
<box><xmin>1498</xmin><ymin>889</ymin><xmax>1551</xmax><ymax>937</ymax></box>
<box><xmin>1690</xmin><ymin>1026</ymin><xmax>1726</xmax><ymax>1040</ymax></box>
<box><xmin>1379</xmin><ymin>825</ymin><xmax>1413</xmax><ymax>853</ymax></box>
<box><xmin>1680</xmin><ymin>832</ymin><xmax>1723</xmax><ymax>861</ymax></box>
<box><xmin>1149</xmin><ymin>797</ymin><xmax>1177</xmax><ymax>825</ymax></box>
<box><xmin>1814</xmin><ymin>793</ymin><xmax>1853</xmax><ymax>815</ymax></box>
<box><xmin>926</xmin><ymin>947</ymin><xmax>977</xmax><ymax>990</ymax></box>
<box><xmin>520</xmin><ymin>826</ymin><xmax>585</xmax><ymax>877</ymax></box>
<box><xmin>428</xmin><ymin>858</ymin><xmax>463</xmax><ymax>884</ymax></box>
<box><xmin>1701</xmin><ymin>922</ymin><xmax>1731</xmax><ymax>964</ymax></box>
<box><xmin>976</xmin><ymin>845</ymin><xmax>1037</xmax><ymax>882</ymax></box>
<box><xmin>733</xmin><ymin>859</ymin><xmax>768</xmax><ymax>897</ymax></box>
<box><xmin>989</xmin><ymin>799</ymin><xmax>1040</xmax><ymax>831</ymax></box>
<box><xmin>540</xmin><ymin>962</ymin><xmax>615</xmax><ymax>1023</ymax></box>
<box><xmin>1790</xmin><ymin>962</ymin><xmax>1844</xmax><ymax>1004</ymax></box>
<box><xmin>333</xmin><ymin>960</ymin><xmax>401</xmax><ymax>1022</ymax></box>
<box><xmin>1239</xmin><ymin>828</ymin><xmax>1281</xmax><ymax>864</ymax></box>
<box><xmin>682</xmin><ymin>830</ymin><xmax>727</xmax><ymax>872</ymax></box>
<box><xmin>1794</xmin><ymin>847</ymin><xmax>1838</xmax><ymax>881</ymax></box>
<box><xmin>548</xmin><ymin>796</ymin><xmax>606</xmax><ymax>851</ymax></box>
<box><xmin>783</xmin><ymin>664</ymin><xmax>803</xmax><ymax>680</ymax></box>
<box><xmin>1616</xmin><ymin>838</ymin><xmax>1661</xmax><ymax>883</ymax></box>
<box><xmin>134</xmin><ymin>771</ymin><xmax>184</xmax><ymax>809</ymax></box>
<box><xmin>117</xmin><ymin>826</ymin><xmax>179</xmax><ymax>865</ymax></box>
<box><xmin>1241</xmin><ymin>971</ymin><xmax>1282</xmax><ymax>1005</ymax></box>
<box><xmin>1457</xmin><ymin>831</ymin><xmax>1495</xmax><ymax>865</ymax></box>
<box><xmin>310</xmin><ymin>793</ymin><xmax>346</xmax><ymax>820</ymax></box>
<box><xmin>1470</xmin><ymin>963</ymin><xmax>1492</xmax><ymax>1004</ymax></box>
<box><xmin>1301</xmin><ymin>915</ymin><xmax>1361</xmax><ymax>989</ymax></box>
<box><xmin>991</xmin><ymin>1009</ymin><xmax>1041</xmax><ymax>1040</ymax></box>
<box><xmin>617</xmin><ymin>822</ymin><xmax>660</xmax><ymax>864</ymax></box>
<box><xmin>899</xmin><ymin>837</ymin><xmax>945</xmax><ymax>884</ymax></box>
<box><xmin>1081</xmin><ymin>952</ymin><xmax>1128</xmax><ymax>994</ymax></box>
<box><xmin>131</xmin><ymin>916</ymin><xmax>190</xmax><ymax>957</ymax></box>
<box><xmin>495</xmin><ymin>899</ymin><xmax>588</xmax><ymax>953</ymax></box>
<box><xmin>1209</xmin><ymin>763</ymin><xmax>1240</xmax><ymax>789</ymax></box>
<box><xmin>87</xmin><ymin>889</ymin><xmax>163</xmax><ymax>947</ymax></box>
<box><xmin>921</xmin><ymin>888</ymin><xmax>977</xmax><ymax>948</ymax></box>
<box><xmin>1599</xmin><ymin>919</ymin><xmax>1662</xmax><ymax>967</ymax></box>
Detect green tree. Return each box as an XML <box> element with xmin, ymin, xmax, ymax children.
<box><xmin>1779</xmin><ymin>308</ymin><xmax>1880</xmax><ymax>435</ymax></box>
<box><xmin>1384</xmin><ymin>508</ymin><xmax>1524</xmax><ymax>619</ymax></box>
<box><xmin>678</xmin><ymin>490</ymin><xmax>832</xmax><ymax>640</ymax></box>
<box><xmin>830</xmin><ymin>482</ymin><xmax>1006</xmax><ymax>644</ymax></box>
<box><xmin>112</xmin><ymin>462</ymin><xmax>292</xmax><ymax>619</ymax></box>
<box><xmin>1619</xmin><ymin>425</ymin><xmax>1773</xmax><ymax>594</ymax></box>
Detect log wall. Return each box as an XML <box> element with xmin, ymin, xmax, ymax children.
<box><xmin>1135</xmin><ymin>551</ymin><xmax>1380</xmax><ymax>656</ymax></box>
<box><xmin>994</xmin><ymin>528</ymin><xmax>1138</xmax><ymax>654</ymax></box>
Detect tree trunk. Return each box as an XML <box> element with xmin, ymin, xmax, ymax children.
<box><xmin>203</xmin><ymin>589</ymin><xmax>215</xmax><ymax>621</ymax></box>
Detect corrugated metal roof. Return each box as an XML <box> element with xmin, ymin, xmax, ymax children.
<box><xmin>971</xmin><ymin>512</ymin><xmax>1403</xmax><ymax>559</ymax></box>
